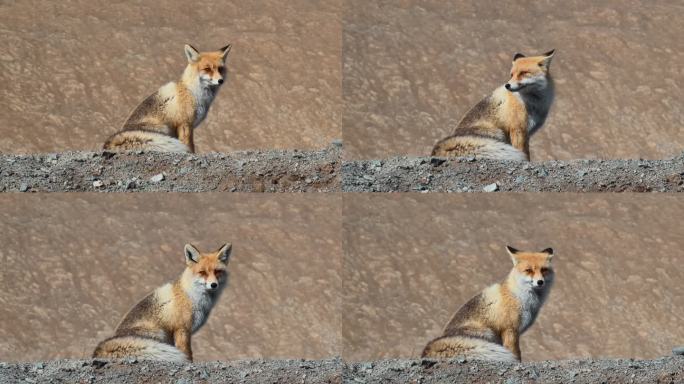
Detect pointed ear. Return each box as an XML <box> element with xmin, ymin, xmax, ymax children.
<box><xmin>506</xmin><ymin>245</ymin><xmax>520</xmax><ymax>264</ymax></box>
<box><xmin>541</xmin><ymin>247</ymin><xmax>554</xmax><ymax>261</ymax></box>
<box><xmin>184</xmin><ymin>243</ymin><xmax>201</xmax><ymax>263</ymax></box>
<box><xmin>184</xmin><ymin>44</ymin><xmax>200</xmax><ymax>63</ymax></box>
<box><xmin>217</xmin><ymin>243</ymin><xmax>232</xmax><ymax>262</ymax></box>
<box><xmin>220</xmin><ymin>44</ymin><xmax>232</xmax><ymax>59</ymax></box>
<box><xmin>539</xmin><ymin>49</ymin><xmax>555</xmax><ymax>67</ymax></box>
<box><xmin>513</xmin><ymin>52</ymin><xmax>526</xmax><ymax>61</ymax></box>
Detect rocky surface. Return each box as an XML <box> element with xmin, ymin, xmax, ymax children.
<box><xmin>1</xmin><ymin>357</ymin><xmax>683</xmax><ymax>384</ymax></box>
<box><xmin>0</xmin><ymin>1</ymin><xmax>341</xmax><ymax>154</ymax></box>
<box><xmin>0</xmin><ymin>145</ymin><xmax>341</xmax><ymax>192</ymax></box>
<box><xmin>0</xmin><ymin>359</ymin><xmax>342</xmax><ymax>384</ymax></box>
<box><xmin>345</xmin><ymin>357</ymin><xmax>684</xmax><ymax>384</ymax></box>
<box><xmin>342</xmin><ymin>155</ymin><xmax>684</xmax><ymax>192</ymax></box>
<box><xmin>343</xmin><ymin>0</ymin><xmax>684</xmax><ymax>161</ymax></box>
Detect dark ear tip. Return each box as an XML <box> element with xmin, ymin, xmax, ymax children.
<box><xmin>542</xmin><ymin>248</ymin><xmax>554</xmax><ymax>254</ymax></box>
<box><xmin>506</xmin><ymin>245</ymin><xmax>519</xmax><ymax>254</ymax></box>
<box><xmin>513</xmin><ymin>53</ymin><xmax>525</xmax><ymax>61</ymax></box>
<box><xmin>545</xmin><ymin>49</ymin><xmax>555</xmax><ymax>56</ymax></box>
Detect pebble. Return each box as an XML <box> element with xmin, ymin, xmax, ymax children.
<box><xmin>673</xmin><ymin>346</ymin><xmax>684</xmax><ymax>355</ymax></box>
<box><xmin>483</xmin><ymin>183</ymin><xmax>499</xmax><ymax>192</ymax></box>
<box><xmin>19</xmin><ymin>183</ymin><xmax>29</xmax><ymax>192</ymax></box>
<box><xmin>150</xmin><ymin>173</ymin><xmax>165</xmax><ymax>183</ymax></box>
<box><xmin>92</xmin><ymin>180</ymin><xmax>104</xmax><ymax>188</ymax></box>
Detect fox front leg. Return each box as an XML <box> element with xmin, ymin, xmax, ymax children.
<box><xmin>502</xmin><ymin>329</ymin><xmax>522</xmax><ymax>361</ymax></box>
<box><xmin>174</xmin><ymin>329</ymin><xmax>193</xmax><ymax>362</ymax></box>
<box><xmin>509</xmin><ymin>126</ymin><xmax>530</xmax><ymax>161</ymax></box>
<box><xmin>178</xmin><ymin>123</ymin><xmax>195</xmax><ymax>153</ymax></box>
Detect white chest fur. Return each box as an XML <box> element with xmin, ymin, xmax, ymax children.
<box><xmin>514</xmin><ymin>287</ymin><xmax>544</xmax><ymax>333</ymax></box>
<box><xmin>185</xmin><ymin>286</ymin><xmax>214</xmax><ymax>333</ymax></box>
<box><xmin>188</xmin><ymin>84</ymin><xmax>216</xmax><ymax>128</ymax></box>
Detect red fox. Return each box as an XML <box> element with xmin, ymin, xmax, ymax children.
<box><xmin>103</xmin><ymin>44</ymin><xmax>232</xmax><ymax>153</ymax></box>
<box><xmin>93</xmin><ymin>243</ymin><xmax>232</xmax><ymax>362</ymax></box>
<box><xmin>432</xmin><ymin>50</ymin><xmax>556</xmax><ymax>161</ymax></box>
<box><xmin>422</xmin><ymin>246</ymin><xmax>555</xmax><ymax>361</ymax></box>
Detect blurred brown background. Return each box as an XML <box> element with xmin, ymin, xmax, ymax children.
<box><xmin>343</xmin><ymin>194</ymin><xmax>684</xmax><ymax>361</ymax></box>
<box><xmin>0</xmin><ymin>194</ymin><xmax>341</xmax><ymax>361</ymax></box>
<box><xmin>0</xmin><ymin>0</ymin><xmax>341</xmax><ymax>153</ymax></box>
<box><xmin>343</xmin><ymin>0</ymin><xmax>684</xmax><ymax>160</ymax></box>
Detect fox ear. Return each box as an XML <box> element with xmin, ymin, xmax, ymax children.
<box><xmin>539</xmin><ymin>49</ymin><xmax>555</xmax><ymax>67</ymax></box>
<box><xmin>506</xmin><ymin>245</ymin><xmax>520</xmax><ymax>264</ymax></box>
<box><xmin>541</xmin><ymin>247</ymin><xmax>554</xmax><ymax>260</ymax></box>
<box><xmin>220</xmin><ymin>44</ymin><xmax>232</xmax><ymax>59</ymax></box>
<box><xmin>184</xmin><ymin>44</ymin><xmax>200</xmax><ymax>63</ymax></box>
<box><xmin>184</xmin><ymin>243</ymin><xmax>201</xmax><ymax>263</ymax></box>
<box><xmin>513</xmin><ymin>52</ymin><xmax>526</xmax><ymax>61</ymax></box>
<box><xmin>217</xmin><ymin>243</ymin><xmax>232</xmax><ymax>262</ymax></box>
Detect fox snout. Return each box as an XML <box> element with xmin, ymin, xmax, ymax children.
<box><xmin>505</xmin><ymin>82</ymin><xmax>524</xmax><ymax>92</ymax></box>
<box><xmin>535</xmin><ymin>279</ymin><xmax>545</xmax><ymax>287</ymax></box>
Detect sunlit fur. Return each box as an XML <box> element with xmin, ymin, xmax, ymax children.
<box><xmin>422</xmin><ymin>246</ymin><xmax>554</xmax><ymax>361</ymax></box>
<box><xmin>103</xmin><ymin>44</ymin><xmax>231</xmax><ymax>153</ymax></box>
<box><xmin>432</xmin><ymin>50</ymin><xmax>555</xmax><ymax>161</ymax></box>
<box><xmin>93</xmin><ymin>243</ymin><xmax>232</xmax><ymax>362</ymax></box>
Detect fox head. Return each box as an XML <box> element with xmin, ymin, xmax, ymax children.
<box><xmin>184</xmin><ymin>243</ymin><xmax>232</xmax><ymax>291</ymax></box>
<box><xmin>184</xmin><ymin>44</ymin><xmax>232</xmax><ymax>88</ymax></box>
<box><xmin>506</xmin><ymin>245</ymin><xmax>554</xmax><ymax>291</ymax></box>
<box><xmin>505</xmin><ymin>50</ymin><xmax>555</xmax><ymax>93</ymax></box>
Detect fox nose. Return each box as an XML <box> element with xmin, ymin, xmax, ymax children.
<box><xmin>505</xmin><ymin>83</ymin><xmax>512</xmax><ymax>90</ymax></box>
<box><xmin>218</xmin><ymin>79</ymin><xmax>224</xmax><ymax>85</ymax></box>
<box><xmin>536</xmin><ymin>280</ymin><xmax>544</xmax><ymax>286</ymax></box>
<box><xmin>210</xmin><ymin>282</ymin><xmax>218</xmax><ymax>289</ymax></box>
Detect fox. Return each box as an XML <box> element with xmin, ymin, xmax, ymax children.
<box><xmin>103</xmin><ymin>44</ymin><xmax>232</xmax><ymax>153</ymax></box>
<box><xmin>422</xmin><ymin>246</ymin><xmax>555</xmax><ymax>362</ymax></box>
<box><xmin>431</xmin><ymin>50</ymin><xmax>556</xmax><ymax>161</ymax></box>
<box><xmin>93</xmin><ymin>243</ymin><xmax>232</xmax><ymax>362</ymax></box>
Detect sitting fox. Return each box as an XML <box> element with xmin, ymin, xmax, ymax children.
<box><xmin>103</xmin><ymin>44</ymin><xmax>232</xmax><ymax>153</ymax></box>
<box><xmin>432</xmin><ymin>50</ymin><xmax>556</xmax><ymax>161</ymax></box>
<box><xmin>422</xmin><ymin>246</ymin><xmax>555</xmax><ymax>361</ymax></box>
<box><xmin>93</xmin><ymin>243</ymin><xmax>232</xmax><ymax>362</ymax></box>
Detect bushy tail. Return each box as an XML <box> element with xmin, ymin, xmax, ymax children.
<box><xmin>422</xmin><ymin>336</ymin><xmax>517</xmax><ymax>362</ymax></box>
<box><xmin>431</xmin><ymin>135</ymin><xmax>527</xmax><ymax>161</ymax></box>
<box><xmin>93</xmin><ymin>336</ymin><xmax>189</xmax><ymax>362</ymax></box>
<box><xmin>103</xmin><ymin>130</ymin><xmax>190</xmax><ymax>152</ymax></box>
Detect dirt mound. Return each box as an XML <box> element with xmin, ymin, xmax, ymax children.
<box><xmin>342</xmin><ymin>155</ymin><xmax>684</xmax><ymax>192</ymax></box>
<box><xmin>2</xmin><ymin>357</ymin><xmax>682</xmax><ymax>384</ymax></box>
<box><xmin>0</xmin><ymin>144</ymin><xmax>341</xmax><ymax>192</ymax></box>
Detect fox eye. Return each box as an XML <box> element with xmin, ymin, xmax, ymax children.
<box><xmin>199</xmin><ymin>271</ymin><xmax>207</xmax><ymax>277</ymax></box>
<box><xmin>214</xmin><ymin>270</ymin><xmax>223</xmax><ymax>276</ymax></box>
<box><xmin>541</xmin><ymin>268</ymin><xmax>549</xmax><ymax>274</ymax></box>
<box><xmin>525</xmin><ymin>268</ymin><xmax>533</xmax><ymax>273</ymax></box>
<box><xmin>203</xmin><ymin>67</ymin><xmax>211</xmax><ymax>71</ymax></box>
<box><xmin>519</xmin><ymin>71</ymin><xmax>530</xmax><ymax>77</ymax></box>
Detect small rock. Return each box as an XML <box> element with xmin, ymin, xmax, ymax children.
<box><xmin>673</xmin><ymin>346</ymin><xmax>684</xmax><ymax>355</ymax></box>
<box><xmin>430</xmin><ymin>158</ymin><xmax>446</xmax><ymax>166</ymax></box>
<box><xmin>483</xmin><ymin>183</ymin><xmax>499</xmax><ymax>192</ymax></box>
<box><xmin>19</xmin><ymin>183</ymin><xmax>29</xmax><ymax>192</ymax></box>
<box><xmin>150</xmin><ymin>173</ymin><xmax>165</xmax><ymax>183</ymax></box>
<box><xmin>92</xmin><ymin>180</ymin><xmax>104</xmax><ymax>188</ymax></box>
<box><xmin>33</xmin><ymin>363</ymin><xmax>44</xmax><ymax>370</ymax></box>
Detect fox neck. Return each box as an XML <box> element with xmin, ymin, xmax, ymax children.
<box><xmin>514</xmin><ymin>75</ymin><xmax>555</xmax><ymax>136</ymax></box>
<box><xmin>178</xmin><ymin>269</ymin><xmax>222</xmax><ymax>332</ymax></box>
<box><xmin>180</xmin><ymin>66</ymin><xmax>218</xmax><ymax>128</ymax></box>
<box><xmin>504</xmin><ymin>271</ymin><xmax>552</xmax><ymax>333</ymax></box>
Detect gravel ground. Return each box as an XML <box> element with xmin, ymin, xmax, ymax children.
<box><xmin>346</xmin><ymin>357</ymin><xmax>684</xmax><ymax>384</ymax></box>
<box><xmin>1</xmin><ymin>357</ymin><xmax>682</xmax><ymax>384</ymax></box>
<box><xmin>0</xmin><ymin>359</ymin><xmax>342</xmax><ymax>384</ymax></box>
<box><xmin>0</xmin><ymin>144</ymin><xmax>341</xmax><ymax>193</ymax></box>
<box><xmin>342</xmin><ymin>155</ymin><xmax>684</xmax><ymax>192</ymax></box>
